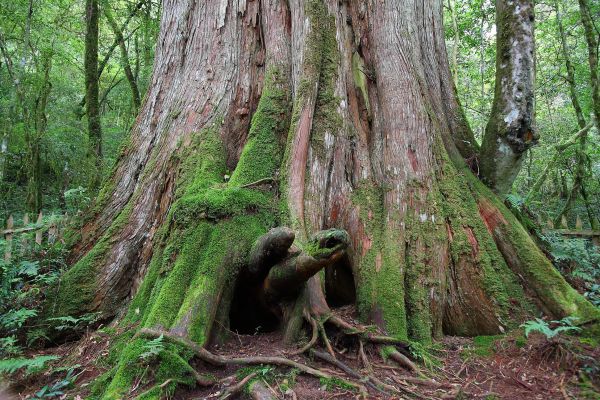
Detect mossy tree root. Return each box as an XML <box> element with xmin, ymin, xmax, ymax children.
<box><xmin>137</xmin><ymin>328</ymin><xmax>367</xmax><ymax>396</ymax></box>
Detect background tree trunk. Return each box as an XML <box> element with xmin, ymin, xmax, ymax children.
<box><xmin>479</xmin><ymin>0</ymin><xmax>537</xmax><ymax>196</ymax></box>
<box><xmin>50</xmin><ymin>1</ymin><xmax>599</xmax><ymax>398</ymax></box>
<box><xmin>85</xmin><ymin>0</ymin><xmax>103</xmax><ymax>190</ymax></box>
<box><xmin>578</xmin><ymin>0</ymin><xmax>600</xmax><ymax>128</ymax></box>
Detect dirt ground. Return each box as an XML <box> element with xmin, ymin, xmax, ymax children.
<box><xmin>3</xmin><ymin>307</ymin><xmax>599</xmax><ymax>400</ymax></box>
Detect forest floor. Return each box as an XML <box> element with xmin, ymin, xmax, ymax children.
<box><xmin>3</xmin><ymin>306</ymin><xmax>600</xmax><ymax>400</ymax></box>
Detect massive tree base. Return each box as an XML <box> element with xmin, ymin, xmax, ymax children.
<box><xmin>47</xmin><ymin>0</ymin><xmax>599</xmax><ymax>398</ymax></box>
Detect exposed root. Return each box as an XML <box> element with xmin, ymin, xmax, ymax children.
<box><xmin>288</xmin><ymin>310</ymin><xmax>318</xmax><ymax>356</ymax></box>
<box><xmin>192</xmin><ymin>369</ymin><xmax>218</xmax><ymax>386</ymax></box>
<box><xmin>310</xmin><ymin>349</ymin><xmax>380</xmax><ymax>395</ymax></box>
<box><xmin>358</xmin><ymin>340</ymin><xmax>373</xmax><ymax>374</ymax></box>
<box><xmin>393</xmin><ymin>375</ymin><xmax>452</xmax><ymax>389</ymax></box>
<box><xmin>137</xmin><ymin>312</ymin><xmax>434</xmax><ymax>400</ymax></box>
<box><xmin>219</xmin><ymin>372</ymin><xmax>258</xmax><ymax>399</ymax></box>
<box><xmin>386</xmin><ymin>347</ymin><xmax>419</xmax><ymax>373</ymax></box>
<box><xmin>327</xmin><ymin>314</ymin><xmax>411</xmax><ymax>349</ymax></box>
<box><xmin>138</xmin><ymin>328</ymin><xmax>365</xmax><ymax>395</ymax></box>
<box><xmin>318</xmin><ymin>320</ymin><xmax>336</xmax><ymax>359</ymax></box>
<box><xmin>389</xmin><ymin>376</ymin><xmax>437</xmax><ymax>400</ymax></box>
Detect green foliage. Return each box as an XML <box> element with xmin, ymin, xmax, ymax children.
<box><xmin>0</xmin><ymin>233</ymin><xmax>67</xmax><ymax>350</ymax></box>
<box><xmin>408</xmin><ymin>341</ymin><xmax>442</xmax><ymax>369</ymax></box>
<box><xmin>34</xmin><ymin>367</ymin><xmax>81</xmax><ymax>399</ymax></box>
<box><xmin>318</xmin><ymin>376</ymin><xmax>356</xmax><ymax>392</ymax></box>
<box><xmin>0</xmin><ymin>0</ymin><xmax>160</xmax><ymax>219</ymax></box>
<box><xmin>0</xmin><ymin>355</ymin><xmax>59</xmax><ymax>375</ymax></box>
<box><xmin>139</xmin><ymin>334</ymin><xmax>165</xmax><ymax>361</ymax></box>
<box><xmin>0</xmin><ymin>309</ymin><xmax>38</xmax><ymax>331</ymax></box>
<box><xmin>47</xmin><ymin>312</ymin><xmax>102</xmax><ymax>332</ymax></box>
<box><xmin>521</xmin><ymin>317</ymin><xmax>582</xmax><ymax>339</ymax></box>
<box><xmin>64</xmin><ymin>187</ymin><xmax>91</xmax><ymax>214</ymax></box>
<box><xmin>447</xmin><ymin>1</ymin><xmax>600</xmax><ymax>226</ymax></box>
<box><xmin>542</xmin><ymin>233</ymin><xmax>600</xmax><ymax>306</ymax></box>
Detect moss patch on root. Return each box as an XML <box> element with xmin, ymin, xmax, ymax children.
<box><xmin>50</xmin><ymin>201</ymin><xmax>134</xmax><ymax>318</ymax></box>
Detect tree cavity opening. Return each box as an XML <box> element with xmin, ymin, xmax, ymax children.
<box><xmin>325</xmin><ymin>255</ymin><xmax>356</xmax><ymax>308</ymax></box>
<box><xmin>228</xmin><ymin>276</ymin><xmax>279</xmax><ymax>335</ymax></box>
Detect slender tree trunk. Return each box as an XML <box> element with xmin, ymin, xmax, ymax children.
<box><xmin>447</xmin><ymin>0</ymin><xmax>459</xmax><ymax>87</ymax></box>
<box><xmin>578</xmin><ymin>0</ymin><xmax>600</xmax><ymax>127</ymax></box>
<box><xmin>525</xmin><ymin>123</ymin><xmax>591</xmax><ymax>203</ymax></box>
<box><xmin>77</xmin><ymin>0</ymin><xmax>147</xmax><ymax>117</ymax></box>
<box><xmin>102</xmin><ymin>0</ymin><xmax>141</xmax><ymax>111</ymax></box>
<box><xmin>0</xmin><ymin>129</ymin><xmax>6</xmax><ymax>182</ymax></box>
<box><xmin>479</xmin><ymin>0</ymin><xmax>537</xmax><ymax>196</ymax></box>
<box><xmin>50</xmin><ymin>1</ymin><xmax>598</xmax><ymax>398</ymax></box>
<box><xmin>85</xmin><ymin>0</ymin><xmax>103</xmax><ymax>190</ymax></box>
<box><xmin>25</xmin><ymin>51</ymin><xmax>53</xmax><ymax>214</ymax></box>
<box><xmin>556</xmin><ymin>1</ymin><xmax>587</xmax><ymax>130</ymax></box>
<box><xmin>143</xmin><ymin>0</ymin><xmax>153</xmax><ymax>67</ymax></box>
<box><xmin>552</xmin><ymin>1</ymin><xmax>595</xmax><ymax>227</ymax></box>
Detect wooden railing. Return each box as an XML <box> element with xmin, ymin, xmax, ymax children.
<box><xmin>1</xmin><ymin>212</ymin><xmax>66</xmax><ymax>262</ymax></box>
<box><xmin>543</xmin><ymin>215</ymin><xmax>600</xmax><ymax>246</ymax></box>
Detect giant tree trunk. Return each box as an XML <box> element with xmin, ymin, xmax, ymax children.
<box><xmin>52</xmin><ymin>1</ymin><xmax>599</xmax><ymax>398</ymax></box>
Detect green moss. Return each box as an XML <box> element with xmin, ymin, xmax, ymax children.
<box><xmin>351</xmin><ymin>182</ymin><xmax>408</xmax><ymax>340</ymax></box>
<box><xmin>89</xmin><ymin>368</ymin><xmax>116</xmax><ymax>400</ymax></box>
<box><xmin>466</xmin><ymin>170</ymin><xmax>600</xmax><ymax>324</ymax></box>
<box><xmin>471</xmin><ymin>335</ymin><xmax>503</xmax><ymax>357</ymax></box>
<box><xmin>229</xmin><ymin>67</ymin><xmax>291</xmax><ymax>186</ymax></box>
<box><xmin>173</xmin><ymin>186</ymin><xmax>274</xmax><ymax>224</ymax></box>
<box><xmin>51</xmin><ymin>201</ymin><xmax>135</xmax><ymax>318</ymax></box>
<box><xmin>171</xmin><ymin>215</ymin><xmax>271</xmax><ymax>344</ymax></box>
<box><xmin>307</xmin><ymin>2</ymin><xmax>341</xmax><ymax>159</ymax></box>
<box><xmin>154</xmin><ymin>350</ymin><xmax>197</xmax><ymax>387</ymax></box>
<box><xmin>102</xmin><ymin>339</ymin><xmax>148</xmax><ymax>400</ymax></box>
<box><xmin>143</xmin><ymin>222</ymin><xmax>213</xmax><ymax>330</ymax></box>
<box><xmin>102</xmin><ymin>340</ymin><xmax>198</xmax><ymax>400</ymax></box>
<box><xmin>319</xmin><ymin>376</ymin><xmax>357</xmax><ymax>392</ymax></box>
<box><xmin>351</xmin><ymin>52</ymin><xmax>370</xmax><ymax>119</ymax></box>
<box><xmin>134</xmin><ymin>386</ymin><xmax>162</xmax><ymax>400</ymax></box>
<box><xmin>432</xmin><ymin>135</ymin><xmax>530</xmax><ymax>331</ymax></box>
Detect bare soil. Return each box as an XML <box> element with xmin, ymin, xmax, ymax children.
<box><xmin>3</xmin><ymin>308</ymin><xmax>599</xmax><ymax>400</ymax></box>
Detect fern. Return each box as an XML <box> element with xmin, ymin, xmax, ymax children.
<box><xmin>0</xmin><ymin>308</ymin><xmax>38</xmax><ymax>330</ymax></box>
<box><xmin>521</xmin><ymin>317</ymin><xmax>581</xmax><ymax>340</ymax></box>
<box><xmin>0</xmin><ymin>355</ymin><xmax>59</xmax><ymax>375</ymax></box>
<box><xmin>139</xmin><ymin>334</ymin><xmax>165</xmax><ymax>361</ymax></box>
<box><xmin>0</xmin><ymin>336</ymin><xmax>23</xmax><ymax>357</ymax></box>
<box><xmin>47</xmin><ymin>312</ymin><xmax>101</xmax><ymax>331</ymax></box>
